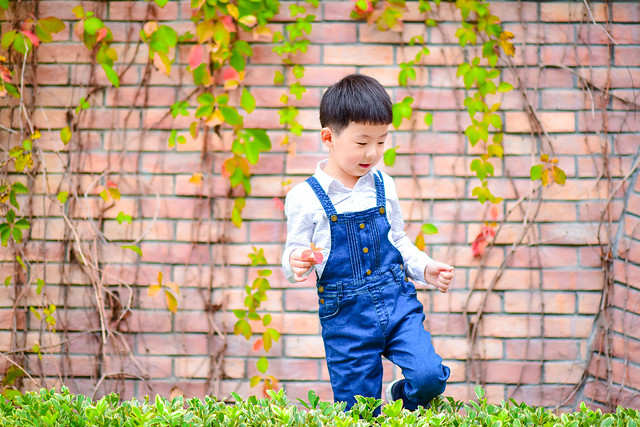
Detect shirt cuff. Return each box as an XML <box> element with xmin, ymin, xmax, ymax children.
<box><xmin>407</xmin><ymin>252</ymin><xmax>434</xmax><ymax>287</ymax></box>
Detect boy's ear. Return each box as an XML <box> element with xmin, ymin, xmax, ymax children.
<box><xmin>321</xmin><ymin>127</ymin><xmax>333</xmax><ymax>149</ymax></box>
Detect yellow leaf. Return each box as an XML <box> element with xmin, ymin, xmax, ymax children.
<box><xmin>108</xmin><ymin>188</ymin><xmax>121</xmax><ymax>200</ymax></box>
<box><xmin>500</xmin><ymin>40</ymin><xmax>515</xmax><ymax>56</ymax></box>
<box><xmin>99</xmin><ymin>189</ymin><xmax>109</xmax><ymax>202</ymax></box>
<box><xmin>227</xmin><ymin>4</ymin><xmax>239</xmax><ymax>19</ymax></box>
<box><xmin>165</xmin><ymin>290</ymin><xmax>178</xmax><ymax>313</ymax></box>
<box><xmin>239</xmin><ymin>15</ymin><xmax>257</xmax><ymax>28</ymax></box>
<box><xmin>31</xmin><ymin>130</ymin><xmax>41</xmax><ymax>140</ymax></box>
<box><xmin>204</xmin><ymin>109</ymin><xmax>225</xmax><ymax>127</ymax></box>
<box><xmin>157</xmin><ymin>271</ymin><xmax>163</xmax><ymax>286</ymax></box>
<box><xmin>189</xmin><ymin>172</ymin><xmax>203</xmax><ymax>185</ymax></box>
<box><xmin>166</xmin><ymin>282</ymin><xmax>180</xmax><ymax>295</ymax></box>
<box><xmin>148</xmin><ymin>284</ymin><xmax>162</xmax><ymax>297</ymax></box>
<box><xmin>415</xmin><ymin>231</ymin><xmax>425</xmax><ymax>251</ymax></box>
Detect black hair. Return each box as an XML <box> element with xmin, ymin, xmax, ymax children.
<box><xmin>319</xmin><ymin>74</ymin><xmax>393</xmax><ymax>135</ymax></box>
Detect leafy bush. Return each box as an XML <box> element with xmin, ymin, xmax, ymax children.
<box><xmin>0</xmin><ymin>386</ymin><xmax>638</xmax><ymax>426</ymax></box>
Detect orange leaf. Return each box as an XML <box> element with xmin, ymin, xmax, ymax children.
<box><xmin>96</xmin><ymin>27</ymin><xmax>108</xmax><ymax>43</ymax></box>
<box><xmin>415</xmin><ymin>231</ymin><xmax>425</xmax><ymax>251</ymax></box>
<box><xmin>253</xmin><ymin>338</ymin><xmax>263</xmax><ymax>352</ymax></box>
<box><xmin>222</xmin><ymin>157</ymin><xmax>236</xmax><ymax>178</ymax></box>
<box><xmin>189</xmin><ymin>172</ymin><xmax>203</xmax><ymax>185</ymax></box>
<box><xmin>490</xmin><ymin>205</ymin><xmax>499</xmax><ymax>220</ymax></box>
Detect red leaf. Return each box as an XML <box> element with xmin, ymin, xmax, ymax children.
<box><xmin>312</xmin><ymin>251</ymin><xmax>323</xmax><ymax>264</ymax></box>
<box><xmin>220</xmin><ymin>16</ymin><xmax>236</xmax><ymax>33</ymax></box>
<box><xmin>221</xmin><ymin>67</ymin><xmax>239</xmax><ymax>82</ymax></box>
<box><xmin>96</xmin><ymin>27</ymin><xmax>108</xmax><ymax>43</ymax></box>
<box><xmin>189</xmin><ymin>44</ymin><xmax>203</xmax><ymax>70</ymax></box>
<box><xmin>107</xmin><ymin>180</ymin><xmax>117</xmax><ymax>188</ymax></box>
<box><xmin>273</xmin><ymin>197</ymin><xmax>284</xmax><ymax>211</ymax></box>
<box><xmin>252</xmin><ymin>338</ymin><xmax>263</xmax><ymax>352</ymax></box>
<box><xmin>0</xmin><ymin>65</ymin><xmax>11</xmax><ymax>83</ymax></box>
<box><xmin>21</xmin><ymin>30</ymin><xmax>39</xmax><ymax>47</ymax></box>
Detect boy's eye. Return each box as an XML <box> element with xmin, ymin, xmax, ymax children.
<box><xmin>356</xmin><ymin>142</ymin><xmax>366</xmax><ymax>146</ymax></box>
<box><xmin>378</xmin><ymin>141</ymin><xmax>385</xmax><ymax>144</ymax></box>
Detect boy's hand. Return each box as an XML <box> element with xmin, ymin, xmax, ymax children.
<box><xmin>289</xmin><ymin>248</ymin><xmax>320</xmax><ymax>282</ymax></box>
<box><xmin>424</xmin><ymin>262</ymin><xmax>454</xmax><ymax>293</ymax></box>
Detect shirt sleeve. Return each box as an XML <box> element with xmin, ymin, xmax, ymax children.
<box><xmin>282</xmin><ymin>185</ymin><xmax>316</xmax><ymax>283</ymax></box>
<box><xmin>384</xmin><ymin>174</ymin><xmax>434</xmax><ymax>287</ymax></box>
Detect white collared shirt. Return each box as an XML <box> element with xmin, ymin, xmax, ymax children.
<box><xmin>282</xmin><ymin>160</ymin><xmax>433</xmax><ymax>285</ymax></box>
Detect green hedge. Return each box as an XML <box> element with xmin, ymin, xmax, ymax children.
<box><xmin>0</xmin><ymin>386</ymin><xmax>638</xmax><ymax>426</ymax></box>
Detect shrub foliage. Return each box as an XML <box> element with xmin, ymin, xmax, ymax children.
<box><xmin>0</xmin><ymin>386</ymin><xmax>638</xmax><ymax>426</ymax></box>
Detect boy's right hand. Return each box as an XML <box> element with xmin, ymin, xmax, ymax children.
<box><xmin>289</xmin><ymin>248</ymin><xmax>319</xmax><ymax>282</ymax></box>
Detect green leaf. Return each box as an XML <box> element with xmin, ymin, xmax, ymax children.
<box><xmin>14</xmin><ymin>219</ymin><xmax>30</xmax><ymax>230</ymax></box>
<box><xmin>39</xmin><ymin>17</ymin><xmax>65</xmax><ymax>34</ymax></box>
<box><xmin>0</xmin><ymin>224</ymin><xmax>10</xmax><ymax>247</ymax></box>
<box><xmin>83</xmin><ymin>17</ymin><xmax>104</xmax><ymax>36</ymax></box>
<box><xmin>421</xmin><ymin>223</ymin><xmax>438</xmax><ymax>235</ymax></box>
<box><xmin>262</xmin><ymin>313</ymin><xmax>272</xmax><ymax>326</ymax></box>
<box><xmin>233</xmin><ymin>309</ymin><xmax>246</xmax><ymax>319</ymax></box>
<box><xmin>116</xmin><ymin>211</ymin><xmax>132</xmax><ymax>225</ymax></box>
<box><xmin>1</xmin><ymin>30</ymin><xmax>17</xmax><ymax>50</ymax></box>
<box><xmin>383</xmin><ymin>147</ymin><xmax>396</xmax><ymax>167</ymax></box>
<box><xmin>290</xmin><ymin>82</ymin><xmax>306</xmax><ymax>100</ymax></box>
<box><xmin>391</xmin><ymin>97</ymin><xmax>413</xmax><ymax>129</ymax></box>
<box><xmin>71</xmin><ymin>5</ymin><xmax>85</xmax><ymax>18</ymax></box>
<box><xmin>273</xmin><ymin>70</ymin><xmax>284</xmax><ymax>84</ymax></box>
<box><xmin>240</xmin><ymin>88</ymin><xmax>256</xmax><ymax>114</ymax></box>
<box><xmin>256</xmin><ymin>356</ymin><xmax>269</xmax><ymax>374</ymax></box>
<box><xmin>475</xmin><ymin>385</ymin><xmax>485</xmax><ymax>399</ymax></box>
<box><xmin>249</xmin><ymin>375</ymin><xmax>261</xmax><ymax>388</ymax></box>
<box><xmin>2</xmin><ymin>366</ymin><xmax>24</xmax><ymax>387</ymax></box>
<box><xmin>16</xmin><ymin>255</ymin><xmax>26</xmax><ymax>271</ymax></box>
<box><xmin>12</xmin><ymin>183</ymin><xmax>28</xmax><ymax>194</ymax></box>
<box><xmin>4</xmin><ymin>276</ymin><xmax>10</xmax><ymax>287</ymax></box>
<box><xmin>102</xmin><ymin>64</ymin><xmax>120</xmax><ymax>88</ymax></box>
<box><xmin>154</xmin><ymin>0</ymin><xmax>169</xmax><ymax>7</ymax></box>
<box><xmin>36</xmin><ymin>278</ymin><xmax>45</xmax><ymax>295</ymax></box>
<box><xmin>57</xmin><ymin>191</ymin><xmax>68</xmax><ymax>204</ymax></box>
<box><xmin>424</xmin><ymin>112</ymin><xmax>433</xmax><ymax>127</ymax></box>
<box><xmin>122</xmin><ymin>245</ymin><xmax>143</xmax><ymax>257</ymax></box>
<box><xmin>220</xmin><ymin>106</ymin><xmax>243</xmax><ymax>126</ymax></box>
<box><xmin>530</xmin><ymin>164</ymin><xmax>543</xmax><ymax>181</ymax></box>
<box><xmin>497</xmin><ymin>82</ymin><xmax>513</xmax><ymax>92</ymax></box>
<box><xmin>267</xmin><ymin>328</ymin><xmax>280</xmax><ymax>341</ymax></box>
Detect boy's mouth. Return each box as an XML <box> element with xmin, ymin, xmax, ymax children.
<box><xmin>359</xmin><ymin>163</ymin><xmax>371</xmax><ymax>168</ymax></box>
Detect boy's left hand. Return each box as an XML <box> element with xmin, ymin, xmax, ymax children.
<box><xmin>424</xmin><ymin>262</ymin><xmax>454</xmax><ymax>293</ymax></box>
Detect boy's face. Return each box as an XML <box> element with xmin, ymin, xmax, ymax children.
<box><xmin>322</xmin><ymin>122</ymin><xmax>389</xmax><ymax>187</ymax></box>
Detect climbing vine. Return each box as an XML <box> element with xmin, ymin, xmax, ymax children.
<box><xmin>1</xmin><ymin>0</ymin><xmax>633</xmax><ymax>411</ymax></box>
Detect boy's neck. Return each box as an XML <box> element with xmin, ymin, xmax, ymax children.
<box><xmin>322</xmin><ymin>158</ymin><xmax>360</xmax><ymax>189</ymax></box>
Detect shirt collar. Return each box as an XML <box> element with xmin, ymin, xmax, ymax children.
<box><xmin>314</xmin><ymin>160</ymin><xmax>376</xmax><ymax>193</ymax></box>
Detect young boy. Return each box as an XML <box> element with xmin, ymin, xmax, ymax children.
<box><xmin>282</xmin><ymin>74</ymin><xmax>453</xmax><ymax>411</ymax></box>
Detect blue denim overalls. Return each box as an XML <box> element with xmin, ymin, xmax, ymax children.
<box><xmin>306</xmin><ymin>170</ymin><xmax>450</xmax><ymax>411</ymax></box>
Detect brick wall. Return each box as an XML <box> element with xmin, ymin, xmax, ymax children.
<box><xmin>0</xmin><ymin>0</ymin><xmax>639</xmax><ymax>411</ymax></box>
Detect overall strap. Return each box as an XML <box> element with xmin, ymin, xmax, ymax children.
<box><xmin>305</xmin><ymin>176</ymin><xmax>338</xmax><ymax>218</ymax></box>
<box><xmin>374</xmin><ymin>170</ymin><xmax>386</xmax><ymax>207</ymax></box>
